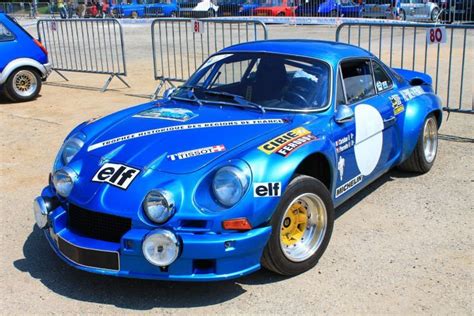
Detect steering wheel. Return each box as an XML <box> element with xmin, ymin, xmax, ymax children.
<box><xmin>282</xmin><ymin>90</ymin><xmax>309</xmax><ymax>108</ymax></box>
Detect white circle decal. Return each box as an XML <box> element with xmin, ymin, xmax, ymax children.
<box><xmin>354</xmin><ymin>104</ymin><xmax>384</xmax><ymax>176</ymax></box>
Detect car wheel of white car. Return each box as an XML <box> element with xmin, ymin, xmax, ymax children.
<box><xmin>431</xmin><ymin>8</ymin><xmax>439</xmax><ymax>21</ymax></box>
<box><xmin>261</xmin><ymin>175</ymin><xmax>334</xmax><ymax>276</ymax></box>
<box><xmin>399</xmin><ymin>114</ymin><xmax>438</xmax><ymax>174</ymax></box>
<box><xmin>4</xmin><ymin>67</ymin><xmax>42</xmax><ymax>102</ymax></box>
<box><xmin>207</xmin><ymin>9</ymin><xmax>215</xmax><ymax>17</ymax></box>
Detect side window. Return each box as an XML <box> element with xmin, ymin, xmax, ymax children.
<box><xmin>340</xmin><ymin>59</ymin><xmax>375</xmax><ymax>104</ymax></box>
<box><xmin>372</xmin><ymin>60</ymin><xmax>393</xmax><ymax>92</ymax></box>
<box><xmin>0</xmin><ymin>23</ymin><xmax>15</xmax><ymax>42</ymax></box>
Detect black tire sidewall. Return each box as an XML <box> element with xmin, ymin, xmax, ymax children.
<box><xmin>264</xmin><ymin>175</ymin><xmax>334</xmax><ymax>276</ymax></box>
<box><xmin>5</xmin><ymin>68</ymin><xmax>42</xmax><ymax>102</ymax></box>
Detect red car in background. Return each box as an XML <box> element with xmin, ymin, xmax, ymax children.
<box><xmin>254</xmin><ymin>0</ymin><xmax>297</xmax><ymax>16</ymax></box>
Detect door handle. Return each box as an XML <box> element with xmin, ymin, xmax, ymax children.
<box><xmin>383</xmin><ymin>116</ymin><xmax>396</xmax><ymax>128</ymax></box>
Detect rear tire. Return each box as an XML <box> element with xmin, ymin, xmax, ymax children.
<box><xmin>4</xmin><ymin>67</ymin><xmax>42</xmax><ymax>102</ymax></box>
<box><xmin>398</xmin><ymin>114</ymin><xmax>438</xmax><ymax>174</ymax></box>
<box><xmin>431</xmin><ymin>8</ymin><xmax>439</xmax><ymax>21</ymax></box>
<box><xmin>131</xmin><ymin>11</ymin><xmax>138</xmax><ymax>18</ymax></box>
<box><xmin>261</xmin><ymin>175</ymin><xmax>334</xmax><ymax>276</ymax></box>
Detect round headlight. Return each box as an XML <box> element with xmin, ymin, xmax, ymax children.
<box><xmin>142</xmin><ymin>229</ymin><xmax>180</xmax><ymax>267</ymax></box>
<box><xmin>52</xmin><ymin>167</ymin><xmax>77</xmax><ymax>197</ymax></box>
<box><xmin>212</xmin><ymin>165</ymin><xmax>250</xmax><ymax>207</ymax></box>
<box><xmin>143</xmin><ymin>190</ymin><xmax>175</xmax><ymax>224</ymax></box>
<box><xmin>33</xmin><ymin>197</ymin><xmax>48</xmax><ymax>229</ymax></box>
<box><xmin>53</xmin><ymin>133</ymin><xmax>86</xmax><ymax>172</ymax></box>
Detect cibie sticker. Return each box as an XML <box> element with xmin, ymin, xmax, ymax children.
<box><xmin>335</xmin><ymin>133</ymin><xmax>354</xmax><ymax>154</ymax></box>
<box><xmin>167</xmin><ymin>145</ymin><xmax>225</xmax><ymax>161</ymax></box>
<box><xmin>134</xmin><ymin>107</ymin><xmax>198</xmax><ymax>122</ymax></box>
<box><xmin>92</xmin><ymin>163</ymin><xmax>140</xmax><ymax>190</ymax></box>
<box><xmin>253</xmin><ymin>182</ymin><xmax>281</xmax><ymax>197</ymax></box>
<box><xmin>335</xmin><ymin>174</ymin><xmax>363</xmax><ymax>198</ymax></box>
<box><xmin>258</xmin><ymin>127</ymin><xmax>315</xmax><ymax>156</ymax></box>
<box><xmin>389</xmin><ymin>94</ymin><xmax>404</xmax><ymax>115</ymax></box>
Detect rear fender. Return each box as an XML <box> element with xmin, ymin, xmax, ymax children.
<box><xmin>0</xmin><ymin>58</ymin><xmax>47</xmax><ymax>85</ymax></box>
<box><xmin>399</xmin><ymin>91</ymin><xmax>442</xmax><ymax>163</ymax></box>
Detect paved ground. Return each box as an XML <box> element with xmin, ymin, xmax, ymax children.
<box><xmin>0</xmin><ymin>21</ymin><xmax>473</xmax><ymax>314</ymax></box>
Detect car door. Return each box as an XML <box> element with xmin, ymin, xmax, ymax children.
<box><xmin>331</xmin><ymin>59</ymin><xmax>397</xmax><ymax>202</ymax></box>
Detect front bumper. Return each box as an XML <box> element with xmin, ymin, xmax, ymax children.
<box><xmin>41</xmin><ymin>196</ymin><xmax>272</xmax><ymax>281</ymax></box>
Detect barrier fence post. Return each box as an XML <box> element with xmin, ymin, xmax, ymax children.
<box><xmin>36</xmin><ymin>18</ymin><xmax>130</xmax><ymax>92</ymax></box>
<box><xmin>150</xmin><ymin>18</ymin><xmax>268</xmax><ymax>99</ymax></box>
<box><xmin>335</xmin><ymin>21</ymin><xmax>474</xmax><ymax>114</ymax></box>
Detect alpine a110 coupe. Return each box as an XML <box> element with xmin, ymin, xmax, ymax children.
<box><xmin>34</xmin><ymin>40</ymin><xmax>442</xmax><ymax>281</ymax></box>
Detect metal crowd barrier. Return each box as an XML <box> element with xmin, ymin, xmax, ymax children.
<box><xmin>151</xmin><ymin>18</ymin><xmax>268</xmax><ymax>98</ymax></box>
<box><xmin>336</xmin><ymin>22</ymin><xmax>474</xmax><ymax>114</ymax></box>
<box><xmin>37</xmin><ymin>18</ymin><xmax>129</xmax><ymax>92</ymax></box>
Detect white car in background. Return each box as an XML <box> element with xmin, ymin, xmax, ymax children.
<box><xmin>179</xmin><ymin>0</ymin><xmax>219</xmax><ymax>17</ymax></box>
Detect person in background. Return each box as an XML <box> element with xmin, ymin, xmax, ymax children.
<box><xmin>30</xmin><ymin>0</ymin><xmax>38</xmax><ymax>18</ymax></box>
<box><xmin>58</xmin><ymin>0</ymin><xmax>68</xmax><ymax>18</ymax></box>
<box><xmin>77</xmin><ymin>0</ymin><xmax>86</xmax><ymax>17</ymax></box>
<box><xmin>67</xmin><ymin>0</ymin><xmax>76</xmax><ymax>18</ymax></box>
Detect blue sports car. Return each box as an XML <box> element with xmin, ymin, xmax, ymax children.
<box><xmin>34</xmin><ymin>40</ymin><xmax>442</xmax><ymax>281</ymax></box>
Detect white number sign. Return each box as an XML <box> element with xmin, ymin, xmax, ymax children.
<box><xmin>426</xmin><ymin>26</ymin><xmax>447</xmax><ymax>44</ymax></box>
<box><xmin>191</xmin><ymin>20</ymin><xmax>205</xmax><ymax>34</ymax></box>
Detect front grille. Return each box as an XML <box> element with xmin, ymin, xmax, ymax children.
<box><xmin>67</xmin><ymin>204</ymin><xmax>131</xmax><ymax>243</ymax></box>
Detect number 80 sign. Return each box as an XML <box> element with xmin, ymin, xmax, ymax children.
<box><xmin>426</xmin><ymin>26</ymin><xmax>447</xmax><ymax>44</ymax></box>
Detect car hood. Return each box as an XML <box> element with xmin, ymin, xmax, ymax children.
<box><xmin>85</xmin><ymin>101</ymin><xmax>292</xmax><ymax>174</ymax></box>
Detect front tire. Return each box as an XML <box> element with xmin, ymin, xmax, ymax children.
<box><xmin>4</xmin><ymin>67</ymin><xmax>42</xmax><ymax>102</ymax></box>
<box><xmin>398</xmin><ymin>114</ymin><xmax>438</xmax><ymax>174</ymax></box>
<box><xmin>261</xmin><ymin>175</ymin><xmax>334</xmax><ymax>276</ymax></box>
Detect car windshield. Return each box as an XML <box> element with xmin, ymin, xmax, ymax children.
<box><xmin>173</xmin><ymin>53</ymin><xmax>330</xmax><ymax>112</ymax></box>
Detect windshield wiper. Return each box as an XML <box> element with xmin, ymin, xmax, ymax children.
<box><xmin>202</xmin><ymin>90</ymin><xmax>265</xmax><ymax>114</ymax></box>
<box><xmin>170</xmin><ymin>86</ymin><xmax>203</xmax><ymax>106</ymax></box>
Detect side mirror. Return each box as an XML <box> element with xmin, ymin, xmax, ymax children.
<box><xmin>163</xmin><ymin>87</ymin><xmax>177</xmax><ymax>100</ymax></box>
<box><xmin>335</xmin><ymin>104</ymin><xmax>354</xmax><ymax>124</ymax></box>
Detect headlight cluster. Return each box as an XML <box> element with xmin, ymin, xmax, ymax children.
<box><xmin>212</xmin><ymin>164</ymin><xmax>250</xmax><ymax>207</ymax></box>
<box><xmin>53</xmin><ymin>132</ymin><xmax>86</xmax><ymax>172</ymax></box>
<box><xmin>143</xmin><ymin>190</ymin><xmax>175</xmax><ymax>224</ymax></box>
<box><xmin>52</xmin><ymin>167</ymin><xmax>77</xmax><ymax>197</ymax></box>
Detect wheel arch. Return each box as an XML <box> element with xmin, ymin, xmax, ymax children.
<box><xmin>294</xmin><ymin>152</ymin><xmax>333</xmax><ymax>193</ymax></box>
<box><xmin>0</xmin><ymin>58</ymin><xmax>46</xmax><ymax>85</ymax></box>
<box><xmin>399</xmin><ymin>95</ymin><xmax>442</xmax><ymax>163</ymax></box>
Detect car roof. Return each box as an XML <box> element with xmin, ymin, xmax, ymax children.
<box><xmin>219</xmin><ymin>40</ymin><xmax>374</xmax><ymax>66</ymax></box>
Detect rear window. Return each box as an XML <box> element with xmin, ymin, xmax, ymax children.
<box><xmin>0</xmin><ymin>22</ymin><xmax>15</xmax><ymax>41</ymax></box>
<box><xmin>5</xmin><ymin>14</ymin><xmax>34</xmax><ymax>40</ymax></box>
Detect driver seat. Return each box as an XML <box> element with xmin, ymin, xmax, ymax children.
<box><xmin>250</xmin><ymin>57</ymin><xmax>288</xmax><ymax>102</ymax></box>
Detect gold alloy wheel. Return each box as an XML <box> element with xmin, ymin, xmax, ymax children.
<box><xmin>13</xmin><ymin>70</ymin><xmax>37</xmax><ymax>97</ymax></box>
<box><xmin>279</xmin><ymin>193</ymin><xmax>327</xmax><ymax>262</ymax></box>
